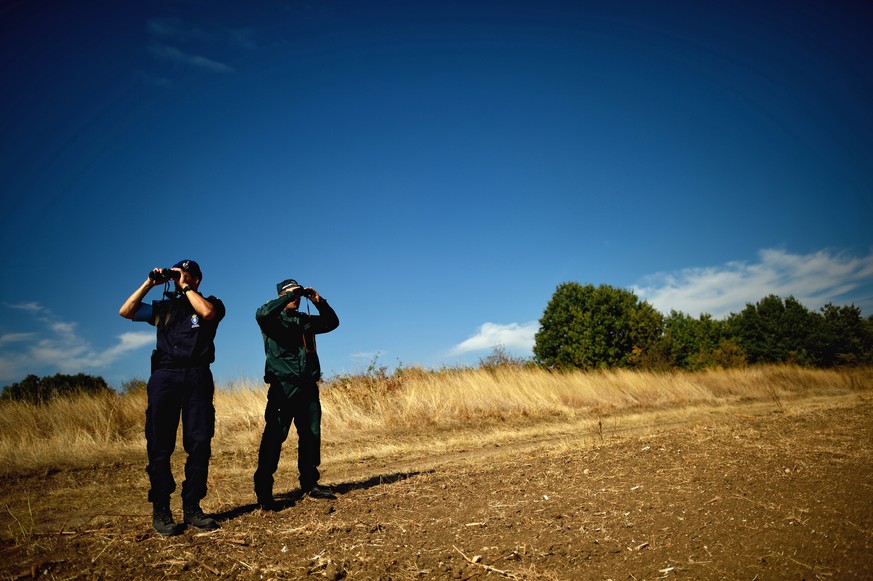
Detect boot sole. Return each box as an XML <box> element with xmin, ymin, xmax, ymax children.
<box><xmin>153</xmin><ymin>526</ymin><xmax>182</xmax><ymax>536</ymax></box>
<box><xmin>188</xmin><ymin>525</ymin><xmax>219</xmax><ymax>531</ymax></box>
<box><xmin>185</xmin><ymin>521</ymin><xmax>220</xmax><ymax>531</ymax></box>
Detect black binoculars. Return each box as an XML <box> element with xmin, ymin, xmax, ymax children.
<box><xmin>288</xmin><ymin>286</ymin><xmax>314</xmax><ymax>300</ymax></box>
<box><xmin>148</xmin><ymin>268</ymin><xmax>181</xmax><ymax>282</ymax></box>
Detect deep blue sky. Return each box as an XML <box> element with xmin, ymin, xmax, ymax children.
<box><xmin>1</xmin><ymin>0</ymin><xmax>871</xmax><ymax>388</ymax></box>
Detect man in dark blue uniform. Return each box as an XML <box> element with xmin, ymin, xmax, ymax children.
<box><xmin>119</xmin><ymin>260</ymin><xmax>225</xmax><ymax>536</ymax></box>
<box><xmin>254</xmin><ymin>278</ymin><xmax>339</xmax><ymax>509</ymax></box>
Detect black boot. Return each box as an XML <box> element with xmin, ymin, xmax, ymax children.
<box><xmin>183</xmin><ymin>503</ymin><xmax>219</xmax><ymax>531</ymax></box>
<box><xmin>304</xmin><ymin>484</ymin><xmax>337</xmax><ymax>500</ymax></box>
<box><xmin>255</xmin><ymin>481</ymin><xmax>279</xmax><ymax>511</ymax></box>
<box><xmin>260</xmin><ymin>499</ymin><xmax>282</xmax><ymax>511</ymax></box>
<box><xmin>152</xmin><ymin>502</ymin><xmax>181</xmax><ymax>536</ymax></box>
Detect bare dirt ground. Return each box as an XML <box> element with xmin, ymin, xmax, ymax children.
<box><xmin>2</xmin><ymin>394</ymin><xmax>871</xmax><ymax>580</ymax></box>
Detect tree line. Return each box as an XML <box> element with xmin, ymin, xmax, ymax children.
<box><xmin>534</xmin><ymin>283</ymin><xmax>873</xmax><ymax>371</ymax></box>
<box><xmin>3</xmin><ymin>284</ymin><xmax>871</xmax><ymax>402</ymax></box>
<box><xmin>0</xmin><ymin>373</ymin><xmax>113</xmax><ymax>404</ymax></box>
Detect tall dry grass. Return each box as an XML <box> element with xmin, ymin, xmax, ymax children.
<box><xmin>323</xmin><ymin>364</ymin><xmax>870</xmax><ymax>432</ymax></box>
<box><xmin>1</xmin><ymin>365</ymin><xmax>869</xmax><ymax>475</ymax></box>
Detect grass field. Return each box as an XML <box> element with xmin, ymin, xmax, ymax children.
<box><xmin>2</xmin><ymin>365</ymin><xmax>872</xmax><ymax>579</ymax></box>
<box><xmin>2</xmin><ymin>365</ymin><xmax>869</xmax><ymax>475</ymax></box>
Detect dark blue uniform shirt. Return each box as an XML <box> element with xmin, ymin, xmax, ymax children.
<box><xmin>135</xmin><ymin>294</ymin><xmax>225</xmax><ymax>368</ymax></box>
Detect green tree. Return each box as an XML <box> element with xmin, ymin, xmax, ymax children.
<box><xmin>866</xmin><ymin>315</ymin><xmax>873</xmax><ymax>363</ymax></box>
<box><xmin>726</xmin><ymin>295</ymin><xmax>824</xmax><ymax>365</ymax></box>
<box><xmin>122</xmin><ymin>378</ymin><xmax>148</xmax><ymax>394</ymax></box>
<box><xmin>478</xmin><ymin>344</ymin><xmax>531</xmax><ymax>370</ymax></box>
<box><xmin>0</xmin><ymin>374</ymin><xmax>46</xmax><ymax>404</ymax></box>
<box><xmin>534</xmin><ymin>282</ymin><xmax>663</xmax><ymax>369</ymax></box>
<box><xmin>655</xmin><ymin>311</ymin><xmax>731</xmax><ymax>370</ymax></box>
<box><xmin>819</xmin><ymin>303</ymin><xmax>873</xmax><ymax>365</ymax></box>
<box><xmin>1</xmin><ymin>373</ymin><xmax>112</xmax><ymax>404</ymax></box>
<box><xmin>708</xmin><ymin>339</ymin><xmax>748</xmax><ymax>368</ymax></box>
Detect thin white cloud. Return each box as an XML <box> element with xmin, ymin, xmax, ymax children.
<box><xmin>0</xmin><ymin>304</ymin><xmax>154</xmax><ymax>383</ymax></box>
<box><xmin>86</xmin><ymin>332</ymin><xmax>156</xmax><ymax>368</ymax></box>
<box><xmin>5</xmin><ymin>302</ymin><xmax>44</xmax><ymax>313</ymax></box>
<box><xmin>147</xmin><ymin>17</ymin><xmax>257</xmax><ymax>50</ymax></box>
<box><xmin>0</xmin><ymin>353</ymin><xmax>29</xmax><ymax>383</ymax></box>
<box><xmin>451</xmin><ymin>322</ymin><xmax>538</xmax><ymax>355</ymax></box>
<box><xmin>632</xmin><ymin>248</ymin><xmax>873</xmax><ymax>318</ymax></box>
<box><xmin>148</xmin><ymin>43</ymin><xmax>235</xmax><ymax>73</ymax></box>
<box><xmin>144</xmin><ymin>15</ymin><xmax>258</xmax><ymax>76</ymax></box>
<box><xmin>0</xmin><ymin>332</ymin><xmax>36</xmax><ymax>345</ymax></box>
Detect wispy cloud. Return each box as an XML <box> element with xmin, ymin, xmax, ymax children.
<box><xmin>148</xmin><ymin>43</ymin><xmax>235</xmax><ymax>73</ymax></box>
<box><xmin>351</xmin><ymin>351</ymin><xmax>382</xmax><ymax>361</ymax></box>
<box><xmin>147</xmin><ymin>17</ymin><xmax>258</xmax><ymax>50</ymax></box>
<box><xmin>632</xmin><ymin>248</ymin><xmax>873</xmax><ymax>318</ymax></box>
<box><xmin>449</xmin><ymin>248</ymin><xmax>873</xmax><ymax>359</ymax></box>
<box><xmin>7</xmin><ymin>302</ymin><xmax>43</xmax><ymax>313</ymax></box>
<box><xmin>144</xmin><ymin>15</ymin><xmax>260</xmax><ymax>76</ymax></box>
<box><xmin>451</xmin><ymin>322</ymin><xmax>538</xmax><ymax>355</ymax></box>
<box><xmin>0</xmin><ymin>304</ymin><xmax>153</xmax><ymax>383</ymax></box>
<box><xmin>0</xmin><ymin>332</ymin><xmax>37</xmax><ymax>345</ymax></box>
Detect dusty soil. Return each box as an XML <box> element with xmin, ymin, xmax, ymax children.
<box><xmin>2</xmin><ymin>395</ymin><xmax>871</xmax><ymax>580</ymax></box>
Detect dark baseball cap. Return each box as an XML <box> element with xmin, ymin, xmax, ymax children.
<box><xmin>277</xmin><ymin>278</ymin><xmax>300</xmax><ymax>294</ymax></box>
<box><xmin>173</xmin><ymin>259</ymin><xmax>201</xmax><ymax>276</ymax></box>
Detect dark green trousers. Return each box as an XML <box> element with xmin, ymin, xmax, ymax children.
<box><xmin>253</xmin><ymin>381</ymin><xmax>322</xmax><ymax>499</ymax></box>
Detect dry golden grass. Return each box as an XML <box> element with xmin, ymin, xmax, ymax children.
<box><xmin>1</xmin><ymin>365</ymin><xmax>870</xmax><ymax>476</ymax></box>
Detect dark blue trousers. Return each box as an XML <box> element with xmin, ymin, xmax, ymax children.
<box><xmin>253</xmin><ymin>382</ymin><xmax>322</xmax><ymax>499</ymax></box>
<box><xmin>145</xmin><ymin>367</ymin><xmax>215</xmax><ymax>506</ymax></box>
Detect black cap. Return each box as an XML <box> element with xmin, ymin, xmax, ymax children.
<box><xmin>277</xmin><ymin>278</ymin><xmax>300</xmax><ymax>294</ymax></box>
<box><xmin>173</xmin><ymin>259</ymin><xmax>201</xmax><ymax>277</ymax></box>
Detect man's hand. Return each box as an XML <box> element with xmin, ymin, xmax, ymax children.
<box><xmin>147</xmin><ymin>268</ymin><xmax>163</xmax><ymax>287</ymax></box>
<box><xmin>305</xmin><ymin>288</ymin><xmax>321</xmax><ymax>302</ymax></box>
<box><xmin>176</xmin><ymin>267</ymin><xmax>193</xmax><ymax>289</ymax></box>
<box><xmin>281</xmin><ymin>286</ymin><xmax>301</xmax><ymax>299</ymax></box>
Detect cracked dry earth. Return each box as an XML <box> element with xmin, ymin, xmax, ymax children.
<box><xmin>2</xmin><ymin>395</ymin><xmax>871</xmax><ymax>580</ymax></box>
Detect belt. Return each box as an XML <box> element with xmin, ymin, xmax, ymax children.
<box><xmin>155</xmin><ymin>360</ymin><xmax>210</xmax><ymax>370</ymax></box>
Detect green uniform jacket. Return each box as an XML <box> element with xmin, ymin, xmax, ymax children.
<box><xmin>256</xmin><ymin>295</ymin><xmax>339</xmax><ymax>392</ymax></box>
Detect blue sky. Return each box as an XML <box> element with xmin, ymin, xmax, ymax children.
<box><xmin>1</xmin><ymin>0</ymin><xmax>871</xmax><ymax>389</ymax></box>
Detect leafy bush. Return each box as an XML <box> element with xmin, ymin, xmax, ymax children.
<box><xmin>534</xmin><ymin>284</ymin><xmax>871</xmax><ymax>371</ymax></box>
<box><xmin>121</xmin><ymin>378</ymin><xmax>147</xmax><ymax>394</ymax></box>
<box><xmin>534</xmin><ymin>283</ymin><xmax>662</xmax><ymax>370</ymax></box>
<box><xmin>1</xmin><ymin>373</ymin><xmax>112</xmax><ymax>404</ymax></box>
<box><xmin>478</xmin><ymin>345</ymin><xmax>532</xmax><ymax>371</ymax></box>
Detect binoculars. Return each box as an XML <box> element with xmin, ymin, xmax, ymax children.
<box><xmin>148</xmin><ymin>268</ymin><xmax>181</xmax><ymax>283</ymax></box>
<box><xmin>288</xmin><ymin>286</ymin><xmax>314</xmax><ymax>300</ymax></box>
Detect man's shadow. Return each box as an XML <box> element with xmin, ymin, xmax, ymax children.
<box><xmin>212</xmin><ymin>470</ymin><xmax>432</xmax><ymax>523</ymax></box>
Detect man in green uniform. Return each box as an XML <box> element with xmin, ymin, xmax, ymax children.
<box><xmin>254</xmin><ymin>278</ymin><xmax>340</xmax><ymax>509</ymax></box>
